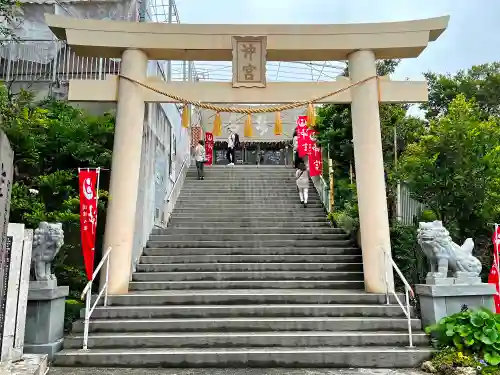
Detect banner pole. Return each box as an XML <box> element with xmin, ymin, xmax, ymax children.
<box><xmin>496</xmin><ymin>223</ymin><xmax>500</xmax><ymax>295</ymax></box>
<box><xmin>93</xmin><ymin>168</ymin><xmax>101</xmax><ymax>253</ymax></box>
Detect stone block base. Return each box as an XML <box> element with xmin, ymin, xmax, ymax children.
<box><xmin>24</xmin><ymin>338</ymin><xmax>64</xmax><ymax>358</ymax></box>
<box><xmin>24</xmin><ymin>285</ymin><xmax>69</xmax><ymax>360</ymax></box>
<box><xmin>0</xmin><ymin>354</ymin><xmax>48</xmax><ymax>375</ymax></box>
<box><xmin>416</xmin><ymin>283</ymin><xmax>496</xmax><ymax>328</ymax></box>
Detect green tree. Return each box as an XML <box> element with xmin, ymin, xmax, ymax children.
<box><xmin>398</xmin><ymin>94</ymin><xmax>500</xmax><ymax>268</ymax></box>
<box><xmin>422</xmin><ymin>62</ymin><xmax>500</xmax><ymax>119</ymax></box>
<box><xmin>0</xmin><ymin>85</ymin><xmax>115</xmax><ymax>296</ymax></box>
<box><xmin>315</xmin><ymin>59</ymin><xmax>426</xmax><ymax>214</ymax></box>
<box><xmin>0</xmin><ymin>0</ymin><xmax>22</xmax><ymax>42</ymax></box>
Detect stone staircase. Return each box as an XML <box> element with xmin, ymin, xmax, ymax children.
<box><xmin>54</xmin><ymin>165</ymin><xmax>431</xmax><ymax>368</ymax></box>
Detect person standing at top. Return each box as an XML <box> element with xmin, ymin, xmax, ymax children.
<box><xmin>296</xmin><ymin>161</ymin><xmax>309</xmax><ymax>208</ymax></box>
<box><xmin>194</xmin><ymin>140</ymin><xmax>206</xmax><ymax>180</ymax></box>
<box><xmin>292</xmin><ymin>130</ymin><xmax>301</xmax><ymax>169</ymax></box>
<box><xmin>226</xmin><ymin>129</ymin><xmax>238</xmax><ymax>166</ymax></box>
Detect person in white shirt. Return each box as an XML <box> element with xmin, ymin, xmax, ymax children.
<box><xmin>296</xmin><ymin>161</ymin><xmax>310</xmax><ymax>208</ymax></box>
<box><xmin>226</xmin><ymin>130</ymin><xmax>236</xmax><ymax>166</ymax></box>
<box><xmin>194</xmin><ymin>140</ymin><xmax>206</xmax><ymax>180</ymax></box>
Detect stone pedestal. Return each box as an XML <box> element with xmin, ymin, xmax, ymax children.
<box><xmin>0</xmin><ymin>354</ymin><xmax>48</xmax><ymax>375</ymax></box>
<box><xmin>23</xmin><ymin>283</ymin><xmax>69</xmax><ymax>359</ymax></box>
<box><xmin>416</xmin><ymin>282</ymin><xmax>496</xmax><ymax>328</ymax></box>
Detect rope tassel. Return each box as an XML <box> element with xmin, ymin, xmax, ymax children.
<box><xmin>182</xmin><ymin>104</ymin><xmax>190</xmax><ymax>128</ymax></box>
<box><xmin>307</xmin><ymin>103</ymin><xmax>316</xmax><ymax>128</ymax></box>
<box><xmin>212</xmin><ymin>113</ymin><xmax>222</xmax><ymax>136</ymax></box>
<box><xmin>244</xmin><ymin>114</ymin><xmax>253</xmax><ymax>137</ymax></box>
<box><xmin>274</xmin><ymin>112</ymin><xmax>282</xmax><ymax>136</ymax></box>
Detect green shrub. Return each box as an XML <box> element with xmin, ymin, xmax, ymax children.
<box><xmin>430</xmin><ymin>347</ymin><xmax>480</xmax><ymax>369</ymax></box>
<box><xmin>420</xmin><ymin>209</ymin><xmax>438</xmax><ymax>222</ymax></box>
<box><xmin>65</xmin><ymin>298</ymin><xmax>84</xmax><ymax>333</ymax></box>
<box><xmin>481</xmin><ymin>366</ymin><xmax>500</xmax><ymax>375</ymax></box>
<box><xmin>390</xmin><ymin>222</ymin><xmax>428</xmax><ymax>288</ymax></box>
<box><xmin>329</xmin><ymin>210</ymin><xmax>359</xmax><ymax>235</ymax></box>
<box><xmin>425</xmin><ymin>307</ymin><xmax>500</xmax><ymax>366</ymax></box>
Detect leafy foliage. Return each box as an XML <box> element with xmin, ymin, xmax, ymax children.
<box><xmin>0</xmin><ymin>0</ymin><xmax>22</xmax><ymax>42</ymax></box>
<box><xmin>0</xmin><ymin>85</ymin><xmax>115</xmax><ymax>296</ymax></box>
<box><xmin>422</xmin><ymin>63</ymin><xmax>500</xmax><ymax>119</ymax></box>
<box><xmin>425</xmin><ymin>308</ymin><xmax>500</xmax><ymax>366</ymax></box>
<box><xmin>430</xmin><ymin>347</ymin><xmax>481</xmax><ymax>370</ymax></box>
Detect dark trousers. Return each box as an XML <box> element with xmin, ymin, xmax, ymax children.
<box><xmin>294</xmin><ymin>151</ymin><xmax>302</xmax><ymax>169</ymax></box>
<box><xmin>196</xmin><ymin>161</ymin><xmax>204</xmax><ymax>179</ymax></box>
<box><xmin>226</xmin><ymin>148</ymin><xmax>235</xmax><ymax>163</ymax></box>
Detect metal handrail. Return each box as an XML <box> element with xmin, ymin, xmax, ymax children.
<box><xmin>383</xmin><ymin>248</ymin><xmax>415</xmax><ymax>347</ymax></box>
<box><xmin>165</xmin><ymin>154</ymin><xmax>190</xmax><ymax>203</ymax></box>
<box><xmin>81</xmin><ymin>246</ymin><xmax>112</xmax><ymax>350</ymax></box>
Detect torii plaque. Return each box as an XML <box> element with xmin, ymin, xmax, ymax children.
<box><xmin>232</xmin><ymin>36</ymin><xmax>267</xmax><ymax>88</ymax></box>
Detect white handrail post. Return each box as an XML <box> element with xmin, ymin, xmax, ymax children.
<box><xmin>384</xmin><ymin>247</ymin><xmax>390</xmax><ymax>305</ymax></box>
<box><xmin>83</xmin><ymin>281</ymin><xmax>92</xmax><ymax>350</ymax></box>
<box><xmin>104</xmin><ymin>254</ymin><xmax>110</xmax><ymax>307</ymax></box>
<box><xmin>406</xmin><ymin>286</ymin><xmax>413</xmax><ymax>347</ymax></box>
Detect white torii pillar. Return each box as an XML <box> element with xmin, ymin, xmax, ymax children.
<box><xmin>348</xmin><ymin>49</ymin><xmax>395</xmax><ymax>293</ymax></box>
<box><xmin>101</xmin><ymin>49</ymin><xmax>148</xmax><ymax>295</ymax></box>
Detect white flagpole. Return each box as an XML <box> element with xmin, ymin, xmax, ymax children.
<box><xmin>493</xmin><ymin>223</ymin><xmax>500</xmax><ymax>308</ymax></box>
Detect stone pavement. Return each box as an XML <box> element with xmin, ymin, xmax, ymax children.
<box><xmin>48</xmin><ymin>368</ymin><xmax>426</xmax><ymax>375</ymax></box>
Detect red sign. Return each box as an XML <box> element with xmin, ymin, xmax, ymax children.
<box><xmin>205</xmin><ymin>132</ymin><xmax>214</xmax><ymax>166</ymax></box>
<box><xmin>488</xmin><ymin>225</ymin><xmax>500</xmax><ymax>313</ymax></box>
<box><xmin>308</xmin><ymin>133</ymin><xmax>322</xmax><ymax>177</ymax></box>
<box><xmin>79</xmin><ymin>169</ymin><xmax>99</xmax><ymax>280</ymax></box>
<box><xmin>296</xmin><ymin>126</ymin><xmax>312</xmax><ymax>158</ymax></box>
<box><xmin>296</xmin><ymin>115</ymin><xmax>307</xmax><ymax>128</ymax></box>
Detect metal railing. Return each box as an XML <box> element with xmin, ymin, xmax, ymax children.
<box><xmin>383</xmin><ymin>248</ymin><xmax>415</xmax><ymax>347</ymax></box>
<box><xmin>165</xmin><ymin>154</ymin><xmax>190</xmax><ymax>203</ymax></box>
<box><xmin>311</xmin><ymin>174</ymin><xmax>331</xmax><ymax>213</ymax></box>
<box><xmin>80</xmin><ymin>246</ymin><xmax>112</xmax><ymax>350</ymax></box>
<box><xmin>0</xmin><ymin>39</ymin><xmax>199</xmax><ymax>84</ymax></box>
<box><xmin>0</xmin><ymin>40</ymin><xmax>121</xmax><ymax>82</ymax></box>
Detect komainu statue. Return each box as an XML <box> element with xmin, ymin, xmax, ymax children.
<box><xmin>31</xmin><ymin>222</ymin><xmax>64</xmax><ymax>283</ymax></box>
<box><xmin>417</xmin><ymin>220</ymin><xmax>482</xmax><ymax>281</ymax></box>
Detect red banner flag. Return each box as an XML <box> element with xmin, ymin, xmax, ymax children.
<box><xmin>296</xmin><ymin>115</ymin><xmax>307</xmax><ymax>128</ymax></box>
<box><xmin>296</xmin><ymin>120</ymin><xmax>312</xmax><ymax>158</ymax></box>
<box><xmin>488</xmin><ymin>225</ymin><xmax>500</xmax><ymax>313</ymax></box>
<box><xmin>79</xmin><ymin>169</ymin><xmax>99</xmax><ymax>280</ymax></box>
<box><xmin>205</xmin><ymin>132</ymin><xmax>214</xmax><ymax>166</ymax></box>
<box><xmin>308</xmin><ymin>131</ymin><xmax>323</xmax><ymax>177</ymax></box>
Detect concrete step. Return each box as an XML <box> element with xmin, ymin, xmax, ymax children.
<box><xmin>180</xmin><ymin>189</ymin><xmax>315</xmax><ymax>194</ymax></box>
<box><xmin>176</xmin><ymin>195</ymin><xmax>321</xmax><ymax>201</ymax></box>
<box><xmin>84</xmin><ymin>304</ymin><xmax>411</xmax><ymax>319</ymax></box>
<box><xmin>142</xmin><ymin>247</ymin><xmax>360</xmax><ymax>256</ymax></box>
<box><xmin>176</xmin><ymin>199</ymin><xmax>323</xmax><ymax>205</ymax></box>
<box><xmin>181</xmin><ymin>184</ymin><xmax>313</xmax><ymax>189</ymax></box>
<box><xmin>168</xmin><ymin>221</ymin><xmax>331</xmax><ymax>228</ymax></box>
<box><xmin>148</xmin><ymin>234</ymin><xmax>349</xmax><ymax>242</ymax></box>
<box><xmin>146</xmin><ymin>240</ymin><xmax>351</xmax><ymax>249</ymax></box>
<box><xmin>170</xmin><ymin>216</ymin><xmax>329</xmax><ymax>223</ymax></box>
<box><xmin>179</xmin><ymin>190</ymin><xmax>316</xmax><ymax>195</ymax></box>
<box><xmin>173</xmin><ymin>208</ymin><xmax>325</xmax><ymax>215</ymax></box>
<box><xmin>135</xmin><ymin>262</ymin><xmax>363</xmax><ymax>273</ymax></box>
<box><xmin>175</xmin><ymin>203</ymin><xmax>324</xmax><ymax>209</ymax></box>
<box><xmin>64</xmin><ymin>331</ymin><xmax>428</xmax><ymax>350</ymax></box>
<box><xmin>102</xmin><ymin>290</ymin><xmax>404</xmax><ymax>306</ymax></box>
<box><xmin>139</xmin><ymin>254</ymin><xmax>362</xmax><ymax>264</ymax></box>
<box><xmin>152</xmin><ymin>227</ymin><xmax>340</xmax><ymax>235</ymax></box>
<box><xmin>128</xmin><ymin>280</ymin><xmax>365</xmax><ymax>291</ymax></box>
<box><xmin>53</xmin><ymin>346</ymin><xmax>433</xmax><ymax>368</ymax></box>
<box><xmin>132</xmin><ymin>271</ymin><xmax>363</xmax><ymax>282</ymax></box>
<box><xmin>72</xmin><ymin>317</ymin><xmax>422</xmax><ymax>333</ymax></box>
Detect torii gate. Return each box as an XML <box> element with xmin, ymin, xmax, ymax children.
<box><xmin>45</xmin><ymin>14</ymin><xmax>449</xmax><ymax>296</ymax></box>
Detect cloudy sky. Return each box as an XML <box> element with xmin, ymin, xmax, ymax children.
<box><xmin>174</xmin><ymin>0</ymin><xmax>500</xmax><ymax>81</ymax></box>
